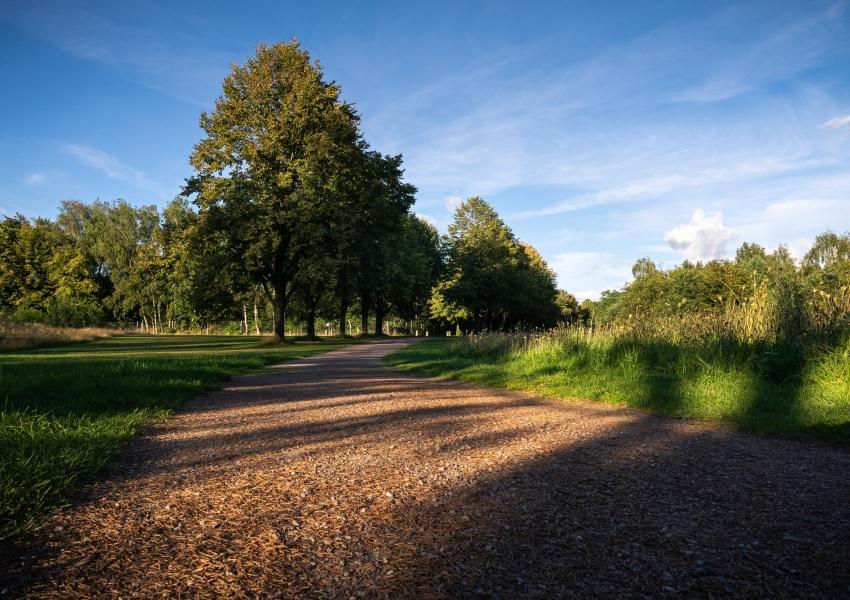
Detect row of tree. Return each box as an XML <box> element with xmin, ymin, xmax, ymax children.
<box><xmin>0</xmin><ymin>193</ymin><xmax>566</xmax><ymax>337</ymax></box>
<box><xmin>0</xmin><ymin>41</ymin><xmax>565</xmax><ymax>340</ymax></box>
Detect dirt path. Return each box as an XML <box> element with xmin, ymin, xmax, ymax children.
<box><xmin>3</xmin><ymin>339</ymin><xmax>850</xmax><ymax>598</ymax></box>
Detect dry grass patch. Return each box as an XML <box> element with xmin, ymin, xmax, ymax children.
<box><xmin>0</xmin><ymin>322</ymin><xmax>115</xmax><ymax>352</ymax></box>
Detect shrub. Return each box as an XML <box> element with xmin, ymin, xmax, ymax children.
<box><xmin>9</xmin><ymin>306</ymin><xmax>47</xmax><ymax>325</ymax></box>
<box><xmin>44</xmin><ymin>297</ymin><xmax>104</xmax><ymax>328</ymax></box>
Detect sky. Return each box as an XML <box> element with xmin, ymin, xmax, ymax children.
<box><xmin>1</xmin><ymin>0</ymin><xmax>849</xmax><ymax>300</ymax></box>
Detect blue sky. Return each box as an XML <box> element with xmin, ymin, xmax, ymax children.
<box><xmin>2</xmin><ymin>0</ymin><xmax>849</xmax><ymax>299</ymax></box>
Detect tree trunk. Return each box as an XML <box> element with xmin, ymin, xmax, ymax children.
<box><xmin>360</xmin><ymin>295</ymin><xmax>370</xmax><ymax>336</ymax></box>
<box><xmin>253</xmin><ymin>302</ymin><xmax>261</xmax><ymax>335</ymax></box>
<box><xmin>374</xmin><ymin>299</ymin><xmax>386</xmax><ymax>337</ymax></box>
<box><xmin>272</xmin><ymin>289</ymin><xmax>286</xmax><ymax>342</ymax></box>
<box><xmin>242</xmin><ymin>304</ymin><xmax>249</xmax><ymax>335</ymax></box>
<box><xmin>306</xmin><ymin>308</ymin><xmax>317</xmax><ymax>340</ymax></box>
<box><xmin>338</xmin><ymin>297</ymin><xmax>349</xmax><ymax>337</ymax></box>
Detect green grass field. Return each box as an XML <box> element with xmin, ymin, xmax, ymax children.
<box><xmin>386</xmin><ymin>335</ymin><xmax>850</xmax><ymax>446</ymax></box>
<box><xmin>0</xmin><ymin>335</ymin><xmax>352</xmax><ymax>539</ymax></box>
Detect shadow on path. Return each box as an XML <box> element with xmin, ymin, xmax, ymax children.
<box><xmin>2</xmin><ymin>339</ymin><xmax>849</xmax><ymax>598</ymax></box>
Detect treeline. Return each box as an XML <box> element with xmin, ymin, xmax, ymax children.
<box><xmin>0</xmin><ymin>198</ymin><xmax>440</xmax><ymax>336</ymax></box>
<box><xmin>1</xmin><ymin>41</ymin><xmax>567</xmax><ymax>340</ymax></box>
<box><xmin>587</xmin><ymin>232</ymin><xmax>850</xmax><ymax>342</ymax></box>
<box><xmin>0</xmin><ymin>194</ymin><xmax>564</xmax><ymax>337</ymax></box>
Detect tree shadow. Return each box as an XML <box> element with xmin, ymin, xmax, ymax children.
<box><xmin>3</xmin><ymin>338</ymin><xmax>849</xmax><ymax>597</ymax></box>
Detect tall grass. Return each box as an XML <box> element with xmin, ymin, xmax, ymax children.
<box><xmin>387</xmin><ymin>288</ymin><xmax>850</xmax><ymax>446</ymax></box>
<box><xmin>0</xmin><ymin>321</ymin><xmax>115</xmax><ymax>351</ymax></box>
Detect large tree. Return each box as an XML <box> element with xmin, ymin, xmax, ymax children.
<box><xmin>351</xmin><ymin>151</ymin><xmax>416</xmax><ymax>335</ymax></box>
<box><xmin>186</xmin><ymin>41</ymin><xmax>361</xmax><ymax>341</ymax></box>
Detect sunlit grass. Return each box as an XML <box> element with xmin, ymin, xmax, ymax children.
<box><xmin>0</xmin><ymin>334</ymin><xmax>353</xmax><ymax>539</ymax></box>
<box><xmin>386</xmin><ymin>331</ymin><xmax>850</xmax><ymax>445</ymax></box>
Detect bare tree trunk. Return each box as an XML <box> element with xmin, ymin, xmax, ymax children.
<box><xmin>374</xmin><ymin>299</ymin><xmax>386</xmax><ymax>337</ymax></box>
<box><xmin>306</xmin><ymin>308</ymin><xmax>317</xmax><ymax>340</ymax></box>
<box><xmin>242</xmin><ymin>304</ymin><xmax>249</xmax><ymax>335</ymax></box>
<box><xmin>338</xmin><ymin>296</ymin><xmax>349</xmax><ymax>336</ymax></box>
<box><xmin>253</xmin><ymin>302</ymin><xmax>261</xmax><ymax>335</ymax></box>
<box><xmin>360</xmin><ymin>295</ymin><xmax>370</xmax><ymax>336</ymax></box>
<box><xmin>272</xmin><ymin>289</ymin><xmax>286</xmax><ymax>342</ymax></box>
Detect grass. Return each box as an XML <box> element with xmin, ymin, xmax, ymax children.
<box><xmin>0</xmin><ymin>334</ymin><xmax>354</xmax><ymax>539</ymax></box>
<box><xmin>0</xmin><ymin>321</ymin><xmax>114</xmax><ymax>351</ymax></box>
<box><xmin>386</xmin><ymin>331</ymin><xmax>850</xmax><ymax>446</ymax></box>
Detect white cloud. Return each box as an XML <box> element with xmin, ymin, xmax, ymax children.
<box><xmin>822</xmin><ymin>114</ymin><xmax>850</xmax><ymax>129</ymax></box>
<box><xmin>415</xmin><ymin>213</ymin><xmax>440</xmax><ymax>229</ymax></box>
<box><xmin>24</xmin><ymin>173</ymin><xmax>47</xmax><ymax>186</ymax></box>
<box><xmin>665</xmin><ymin>209</ymin><xmax>736</xmax><ymax>261</ymax></box>
<box><xmin>572</xmin><ymin>290</ymin><xmax>601</xmax><ymax>303</ymax></box>
<box><xmin>549</xmin><ymin>252</ymin><xmax>633</xmax><ymax>300</ymax></box>
<box><xmin>445</xmin><ymin>194</ymin><xmax>464</xmax><ymax>212</ymax></box>
<box><xmin>61</xmin><ymin>143</ymin><xmax>161</xmax><ymax>194</ymax></box>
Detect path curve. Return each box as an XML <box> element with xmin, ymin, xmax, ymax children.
<box><xmin>3</xmin><ymin>339</ymin><xmax>850</xmax><ymax>598</ymax></box>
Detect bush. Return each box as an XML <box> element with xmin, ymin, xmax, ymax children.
<box><xmin>9</xmin><ymin>306</ymin><xmax>47</xmax><ymax>325</ymax></box>
<box><xmin>44</xmin><ymin>297</ymin><xmax>104</xmax><ymax>328</ymax></box>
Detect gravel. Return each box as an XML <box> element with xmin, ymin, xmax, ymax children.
<box><xmin>2</xmin><ymin>338</ymin><xmax>849</xmax><ymax>598</ymax></box>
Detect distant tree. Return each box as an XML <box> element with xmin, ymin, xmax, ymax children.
<box><xmin>591</xmin><ymin>289</ymin><xmax>623</xmax><ymax>324</ymax></box>
<box><xmin>631</xmin><ymin>257</ymin><xmax>660</xmax><ymax>279</ymax></box>
<box><xmin>803</xmin><ymin>232</ymin><xmax>850</xmax><ymax>271</ymax></box>
<box><xmin>186</xmin><ymin>40</ymin><xmax>361</xmax><ymax>341</ymax></box>
<box><xmin>555</xmin><ymin>290</ymin><xmax>580</xmax><ymax>323</ymax></box>
<box><xmin>431</xmin><ymin>197</ymin><xmax>558</xmax><ymax>332</ymax></box>
<box><xmin>350</xmin><ymin>151</ymin><xmax>417</xmax><ymax>336</ymax></box>
<box><xmin>385</xmin><ymin>214</ymin><xmax>442</xmax><ymax>331</ymax></box>
<box><xmin>514</xmin><ymin>243</ymin><xmax>559</xmax><ymax>328</ymax></box>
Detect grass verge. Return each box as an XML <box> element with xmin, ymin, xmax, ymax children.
<box><xmin>386</xmin><ymin>334</ymin><xmax>850</xmax><ymax>446</ymax></box>
<box><xmin>0</xmin><ymin>334</ymin><xmax>353</xmax><ymax>539</ymax></box>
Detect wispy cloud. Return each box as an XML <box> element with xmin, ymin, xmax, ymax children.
<box><xmin>675</xmin><ymin>3</ymin><xmax>847</xmax><ymax>103</ymax></box>
<box><xmin>822</xmin><ymin>114</ymin><xmax>850</xmax><ymax>129</ymax></box>
<box><xmin>23</xmin><ymin>172</ymin><xmax>47</xmax><ymax>186</ymax></box>
<box><xmin>514</xmin><ymin>158</ymin><xmax>826</xmax><ymax>218</ymax></box>
<box><xmin>444</xmin><ymin>194</ymin><xmax>464</xmax><ymax>212</ymax></box>
<box><xmin>1</xmin><ymin>2</ymin><xmax>232</xmax><ymax>107</ymax></box>
<box><xmin>61</xmin><ymin>143</ymin><xmax>162</xmax><ymax>195</ymax></box>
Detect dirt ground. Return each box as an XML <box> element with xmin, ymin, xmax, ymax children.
<box><xmin>2</xmin><ymin>338</ymin><xmax>849</xmax><ymax>598</ymax></box>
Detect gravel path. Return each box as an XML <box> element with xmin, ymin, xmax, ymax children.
<box><xmin>3</xmin><ymin>339</ymin><xmax>850</xmax><ymax>598</ymax></box>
